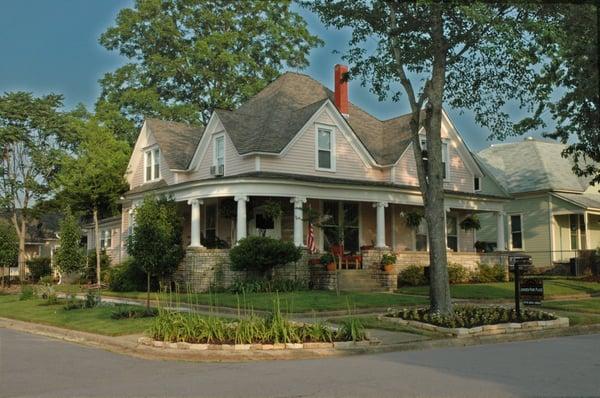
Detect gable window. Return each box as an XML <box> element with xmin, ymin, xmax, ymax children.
<box><xmin>316</xmin><ymin>128</ymin><xmax>334</xmax><ymax>170</ymax></box>
<box><xmin>213</xmin><ymin>135</ymin><xmax>225</xmax><ymax>170</ymax></box>
<box><xmin>144</xmin><ymin>148</ymin><xmax>160</xmax><ymax>182</ymax></box>
<box><xmin>420</xmin><ymin>138</ymin><xmax>448</xmax><ymax>179</ymax></box>
<box><xmin>509</xmin><ymin>214</ymin><xmax>523</xmax><ymax>250</ymax></box>
<box><xmin>474</xmin><ymin>177</ymin><xmax>481</xmax><ymax>191</ymax></box>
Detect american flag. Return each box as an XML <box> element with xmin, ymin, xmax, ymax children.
<box><xmin>306</xmin><ymin>223</ymin><xmax>316</xmax><ymax>254</ymax></box>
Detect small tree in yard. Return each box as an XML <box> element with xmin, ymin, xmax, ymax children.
<box><xmin>127</xmin><ymin>196</ymin><xmax>184</xmax><ymax>308</ymax></box>
<box><xmin>0</xmin><ymin>220</ymin><xmax>18</xmax><ymax>287</ymax></box>
<box><xmin>229</xmin><ymin>236</ymin><xmax>302</xmax><ymax>279</ymax></box>
<box><xmin>55</xmin><ymin>208</ymin><xmax>85</xmax><ymax>281</ymax></box>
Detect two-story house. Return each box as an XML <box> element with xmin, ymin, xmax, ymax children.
<box><xmin>106</xmin><ymin>65</ymin><xmax>511</xmax><ymax>290</ymax></box>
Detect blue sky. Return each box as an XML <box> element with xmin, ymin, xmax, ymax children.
<box><xmin>0</xmin><ymin>0</ymin><xmax>551</xmax><ymax>151</ymax></box>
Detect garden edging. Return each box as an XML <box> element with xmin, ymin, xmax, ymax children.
<box><xmin>137</xmin><ymin>336</ymin><xmax>380</xmax><ymax>351</ymax></box>
<box><xmin>377</xmin><ymin>315</ymin><xmax>570</xmax><ymax>337</ymax></box>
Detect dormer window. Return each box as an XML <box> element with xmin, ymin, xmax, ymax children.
<box><xmin>213</xmin><ymin>134</ymin><xmax>225</xmax><ymax>172</ymax></box>
<box><xmin>144</xmin><ymin>148</ymin><xmax>160</xmax><ymax>182</ymax></box>
<box><xmin>316</xmin><ymin>128</ymin><xmax>335</xmax><ymax>171</ymax></box>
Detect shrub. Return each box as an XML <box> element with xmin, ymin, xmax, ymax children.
<box><xmin>19</xmin><ymin>285</ymin><xmax>35</xmax><ymax>300</ymax></box>
<box><xmin>63</xmin><ymin>293</ymin><xmax>83</xmax><ymax>310</ymax></box>
<box><xmin>0</xmin><ymin>221</ymin><xmax>18</xmax><ymax>269</ymax></box>
<box><xmin>39</xmin><ymin>275</ymin><xmax>55</xmax><ymax>285</ymax></box>
<box><xmin>26</xmin><ymin>257</ymin><xmax>52</xmax><ymax>282</ymax></box>
<box><xmin>107</xmin><ymin>259</ymin><xmax>158</xmax><ymax>292</ymax></box>
<box><xmin>397</xmin><ymin>265</ymin><xmax>427</xmax><ymax>286</ymax></box>
<box><xmin>320</xmin><ymin>253</ymin><xmax>334</xmax><ymax>266</ymax></box>
<box><xmin>386</xmin><ymin>305</ymin><xmax>556</xmax><ymax>328</ymax></box>
<box><xmin>474</xmin><ymin>263</ymin><xmax>506</xmax><ymax>283</ymax></box>
<box><xmin>55</xmin><ymin>208</ymin><xmax>85</xmax><ymax>275</ymax></box>
<box><xmin>447</xmin><ymin>263</ymin><xmax>471</xmax><ymax>284</ymax></box>
<box><xmin>85</xmin><ymin>250</ymin><xmax>111</xmax><ymax>284</ymax></box>
<box><xmin>111</xmin><ymin>305</ymin><xmax>158</xmax><ymax>320</ymax></box>
<box><xmin>229</xmin><ymin>236</ymin><xmax>302</xmax><ymax>276</ymax></box>
<box><xmin>84</xmin><ymin>290</ymin><xmax>100</xmax><ymax>308</ymax></box>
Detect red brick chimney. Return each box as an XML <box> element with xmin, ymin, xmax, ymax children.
<box><xmin>334</xmin><ymin>64</ymin><xmax>349</xmax><ymax>117</ymax></box>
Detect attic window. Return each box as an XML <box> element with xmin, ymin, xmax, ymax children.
<box><xmin>144</xmin><ymin>148</ymin><xmax>161</xmax><ymax>182</ymax></box>
<box><xmin>316</xmin><ymin>128</ymin><xmax>335</xmax><ymax>171</ymax></box>
<box><xmin>420</xmin><ymin>138</ymin><xmax>448</xmax><ymax>180</ymax></box>
<box><xmin>474</xmin><ymin>177</ymin><xmax>481</xmax><ymax>191</ymax></box>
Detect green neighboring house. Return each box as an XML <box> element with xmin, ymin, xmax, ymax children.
<box><xmin>477</xmin><ymin>138</ymin><xmax>600</xmax><ymax>269</ymax></box>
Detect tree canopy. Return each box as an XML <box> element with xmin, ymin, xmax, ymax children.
<box><xmin>305</xmin><ymin>0</ymin><xmax>552</xmax><ymax>313</ymax></box>
<box><xmin>96</xmin><ymin>0</ymin><xmax>323</xmax><ymax>144</ymax></box>
<box><xmin>55</xmin><ymin>207</ymin><xmax>85</xmax><ymax>276</ymax></box>
<box><xmin>523</xmin><ymin>3</ymin><xmax>599</xmax><ymax>185</ymax></box>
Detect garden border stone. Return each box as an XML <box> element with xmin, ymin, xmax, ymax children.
<box><xmin>137</xmin><ymin>336</ymin><xmax>380</xmax><ymax>351</ymax></box>
<box><xmin>377</xmin><ymin>315</ymin><xmax>569</xmax><ymax>337</ymax></box>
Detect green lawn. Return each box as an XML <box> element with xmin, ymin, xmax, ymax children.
<box><xmin>53</xmin><ymin>286</ymin><xmax>429</xmax><ymax>312</ymax></box>
<box><xmin>0</xmin><ymin>295</ymin><xmax>154</xmax><ymax>336</ymax></box>
<box><xmin>105</xmin><ymin>290</ymin><xmax>428</xmax><ymax>312</ymax></box>
<box><xmin>397</xmin><ymin>279</ymin><xmax>600</xmax><ymax>300</ymax></box>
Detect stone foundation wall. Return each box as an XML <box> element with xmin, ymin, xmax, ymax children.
<box><xmin>174</xmin><ymin>248</ymin><xmax>311</xmax><ymax>293</ymax></box>
<box><xmin>309</xmin><ymin>266</ymin><xmax>338</xmax><ymax>291</ymax></box>
<box><xmin>363</xmin><ymin>249</ymin><xmax>509</xmax><ymax>291</ymax></box>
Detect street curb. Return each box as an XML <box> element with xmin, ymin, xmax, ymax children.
<box><xmin>2</xmin><ymin>316</ymin><xmax>600</xmax><ymax>362</ymax></box>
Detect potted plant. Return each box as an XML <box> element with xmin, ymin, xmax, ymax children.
<box><xmin>460</xmin><ymin>215</ymin><xmax>481</xmax><ymax>231</ymax></box>
<box><xmin>380</xmin><ymin>253</ymin><xmax>397</xmax><ymax>272</ymax></box>
<box><xmin>320</xmin><ymin>253</ymin><xmax>336</xmax><ymax>271</ymax></box>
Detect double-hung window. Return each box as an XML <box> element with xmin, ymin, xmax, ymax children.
<box><xmin>446</xmin><ymin>215</ymin><xmax>458</xmax><ymax>252</ymax></box>
<box><xmin>509</xmin><ymin>214</ymin><xmax>523</xmax><ymax>250</ymax></box>
<box><xmin>569</xmin><ymin>214</ymin><xmax>586</xmax><ymax>250</ymax></box>
<box><xmin>214</xmin><ymin>135</ymin><xmax>225</xmax><ymax>172</ymax></box>
<box><xmin>317</xmin><ymin>128</ymin><xmax>334</xmax><ymax>170</ymax></box>
<box><xmin>144</xmin><ymin>148</ymin><xmax>160</xmax><ymax>182</ymax></box>
<box><xmin>100</xmin><ymin>230</ymin><xmax>112</xmax><ymax>249</ymax></box>
<box><xmin>420</xmin><ymin>138</ymin><xmax>449</xmax><ymax>179</ymax></box>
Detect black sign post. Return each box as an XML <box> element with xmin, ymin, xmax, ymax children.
<box><xmin>509</xmin><ymin>253</ymin><xmax>534</xmax><ymax>322</ymax></box>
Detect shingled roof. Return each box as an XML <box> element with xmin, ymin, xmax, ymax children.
<box><xmin>213</xmin><ymin>72</ymin><xmax>418</xmax><ymax>165</ymax></box>
<box><xmin>477</xmin><ymin>139</ymin><xmax>591</xmax><ymax>194</ymax></box>
<box><xmin>145</xmin><ymin>118</ymin><xmax>204</xmax><ymax>170</ymax></box>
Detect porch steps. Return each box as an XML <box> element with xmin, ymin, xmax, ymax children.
<box><xmin>337</xmin><ymin>270</ymin><xmax>384</xmax><ymax>292</ymax></box>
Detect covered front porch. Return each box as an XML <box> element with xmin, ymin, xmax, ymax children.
<box><xmin>144</xmin><ymin>176</ymin><xmax>510</xmax><ymax>270</ymax></box>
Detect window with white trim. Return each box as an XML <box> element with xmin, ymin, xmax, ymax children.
<box><xmin>317</xmin><ymin>128</ymin><xmax>334</xmax><ymax>170</ymax></box>
<box><xmin>100</xmin><ymin>229</ymin><xmax>112</xmax><ymax>249</ymax></box>
<box><xmin>144</xmin><ymin>148</ymin><xmax>160</xmax><ymax>182</ymax></box>
<box><xmin>213</xmin><ymin>135</ymin><xmax>225</xmax><ymax>170</ymax></box>
<box><xmin>420</xmin><ymin>138</ymin><xmax>449</xmax><ymax>179</ymax></box>
<box><xmin>446</xmin><ymin>214</ymin><xmax>458</xmax><ymax>252</ymax></box>
<box><xmin>569</xmin><ymin>214</ymin><xmax>586</xmax><ymax>250</ymax></box>
<box><xmin>509</xmin><ymin>214</ymin><xmax>523</xmax><ymax>250</ymax></box>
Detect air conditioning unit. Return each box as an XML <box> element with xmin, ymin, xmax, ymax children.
<box><xmin>210</xmin><ymin>164</ymin><xmax>224</xmax><ymax>176</ymax></box>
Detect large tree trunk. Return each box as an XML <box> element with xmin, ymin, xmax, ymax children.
<box><xmin>93</xmin><ymin>208</ymin><xmax>102</xmax><ymax>293</ymax></box>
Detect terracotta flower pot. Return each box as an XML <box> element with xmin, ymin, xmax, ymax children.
<box><xmin>383</xmin><ymin>264</ymin><xmax>394</xmax><ymax>273</ymax></box>
<box><xmin>326</xmin><ymin>262</ymin><xmax>337</xmax><ymax>272</ymax></box>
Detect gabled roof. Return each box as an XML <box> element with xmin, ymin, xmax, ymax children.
<box><xmin>553</xmin><ymin>192</ymin><xmax>600</xmax><ymax>211</ymax></box>
<box><xmin>213</xmin><ymin>72</ymin><xmax>417</xmax><ymax>165</ymax></box>
<box><xmin>145</xmin><ymin>118</ymin><xmax>204</xmax><ymax>170</ymax></box>
<box><xmin>477</xmin><ymin>139</ymin><xmax>591</xmax><ymax>194</ymax></box>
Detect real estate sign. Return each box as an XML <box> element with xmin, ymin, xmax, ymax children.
<box><xmin>520</xmin><ymin>278</ymin><xmax>544</xmax><ymax>305</ymax></box>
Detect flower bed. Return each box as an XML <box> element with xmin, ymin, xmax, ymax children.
<box><xmin>381</xmin><ymin>306</ymin><xmax>568</xmax><ymax>338</ymax></box>
<box><xmin>147</xmin><ymin>307</ymin><xmax>369</xmax><ymax>346</ymax></box>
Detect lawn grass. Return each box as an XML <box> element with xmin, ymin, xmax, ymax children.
<box><xmin>0</xmin><ymin>294</ymin><xmax>154</xmax><ymax>336</ymax></box>
<box><xmin>542</xmin><ymin>298</ymin><xmax>600</xmax><ymax>315</ymax></box>
<box><xmin>108</xmin><ymin>290</ymin><xmax>428</xmax><ymax>312</ymax></box>
<box><xmin>54</xmin><ymin>286</ymin><xmax>429</xmax><ymax>312</ymax></box>
<box><xmin>397</xmin><ymin>279</ymin><xmax>600</xmax><ymax>300</ymax></box>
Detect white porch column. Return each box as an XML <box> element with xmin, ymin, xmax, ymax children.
<box><xmin>188</xmin><ymin>199</ymin><xmax>204</xmax><ymax>248</ymax></box>
<box><xmin>584</xmin><ymin>211</ymin><xmax>590</xmax><ymax>250</ymax></box>
<box><xmin>291</xmin><ymin>197</ymin><xmax>307</xmax><ymax>247</ymax></box>
<box><xmin>374</xmin><ymin>202</ymin><xmax>388</xmax><ymax>248</ymax></box>
<box><xmin>235</xmin><ymin>195</ymin><xmax>249</xmax><ymax>243</ymax></box>
<box><xmin>496</xmin><ymin>211</ymin><xmax>506</xmax><ymax>251</ymax></box>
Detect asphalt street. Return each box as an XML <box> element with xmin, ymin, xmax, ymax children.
<box><xmin>1</xmin><ymin>328</ymin><xmax>598</xmax><ymax>398</ymax></box>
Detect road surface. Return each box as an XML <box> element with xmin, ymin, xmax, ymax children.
<box><xmin>1</xmin><ymin>328</ymin><xmax>598</xmax><ymax>397</ymax></box>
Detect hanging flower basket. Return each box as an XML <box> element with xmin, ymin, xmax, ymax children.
<box><xmin>403</xmin><ymin>212</ymin><xmax>423</xmax><ymax>229</ymax></box>
<box><xmin>460</xmin><ymin>215</ymin><xmax>481</xmax><ymax>231</ymax></box>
